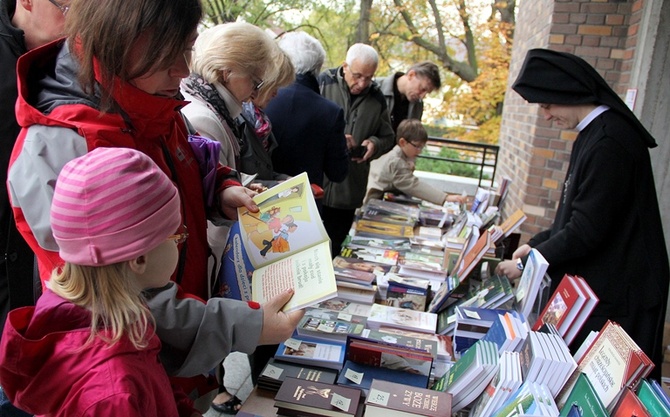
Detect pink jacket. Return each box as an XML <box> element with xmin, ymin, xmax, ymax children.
<box><xmin>0</xmin><ymin>291</ymin><xmax>194</xmax><ymax>417</ymax></box>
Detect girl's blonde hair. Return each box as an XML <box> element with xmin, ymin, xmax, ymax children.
<box><xmin>49</xmin><ymin>262</ymin><xmax>154</xmax><ymax>350</ymax></box>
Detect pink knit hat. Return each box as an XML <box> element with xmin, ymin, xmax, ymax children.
<box><xmin>51</xmin><ymin>147</ymin><xmax>181</xmax><ymax>266</ymax></box>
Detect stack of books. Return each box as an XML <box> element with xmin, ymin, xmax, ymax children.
<box><xmin>257</xmin><ymin>358</ymin><xmax>338</xmax><ymax>392</ymax></box>
<box><xmin>469</xmin><ymin>350</ymin><xmax>523</xmax><ymax>417</ymax></box>
<box><xmin>434</xmin><ymin>339</ymin><xmax>499</xmax><ymax>412</ymax></box>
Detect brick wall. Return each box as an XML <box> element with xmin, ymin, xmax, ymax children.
<box><xmin>498</xmin><ymin>0</ymin><xmax>642</xmax><ymax>243</ymax></box>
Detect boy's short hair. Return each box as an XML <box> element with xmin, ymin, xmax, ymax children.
<box><xmin>396</xmin><ymin>119</ymin><xmax>428</xmax><ymax>144</ymax></box>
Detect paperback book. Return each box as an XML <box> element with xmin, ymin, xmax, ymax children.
<box><xmin>367</xmin><ymin>303</ymin><xmax>438</xmax><ymax>334</ymax></box>
<box><xmin>219</xmin><ymin>173</ymin><xmax>336</xmax><ymax>312</ymax></box>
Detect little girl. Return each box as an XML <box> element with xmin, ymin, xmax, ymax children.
<box><xmin>0</xmin><ymin>148</ymin><xmax>198</xmax><ymax>416</ymax></box>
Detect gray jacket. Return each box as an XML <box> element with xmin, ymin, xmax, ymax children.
<box><xmin>318</xmin><ymin>67</ymin><xmax>395</xmax><ymax>209</ymax></box>
<box><xmin>376</xmin><ymin>74</ymin><xmax>424</xmax><ymax>123</ymax></box>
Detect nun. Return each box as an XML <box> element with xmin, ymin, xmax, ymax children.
<box><xmin>496</xmin><ymin>48</ymin><xmax>668</xmax><ymax>379</ymax></box>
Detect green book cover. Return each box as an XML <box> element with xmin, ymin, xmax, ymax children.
<box><xmin>637</xmin><ymin>379</ymin><xmax>670</xmax><ymax>416</ymax></box>
<box><xmin>558</xmin><ymin>372</ymin><xmax>608</xmax><ymax>417</ymax></box>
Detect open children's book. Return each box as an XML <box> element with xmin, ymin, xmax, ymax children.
<box><xmin>218</xmin><ymin>172</ymin><xmax>337</xmax><ymax>312</ymax></box>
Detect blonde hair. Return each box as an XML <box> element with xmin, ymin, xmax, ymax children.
<box><xmin>190</xmin><ymin>22</ymin><xmax>276</xmax><ymax>85</ymax></box>
<box><xmin>49</xmin><ymin>262</ymin><xmax>154</xmax><ymax>350</ymax></box>
<box><xmin>255</xmin><ymin>48</ymin><xmax>295</xmax><ymax>105</ymax></box>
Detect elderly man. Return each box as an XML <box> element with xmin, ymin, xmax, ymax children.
<box><xmin>317</xmin><ymin>43</ymin><xmax>395</xmax><ymax>254</ymax></box>
<box><xmin>376</xmin><ymin>61</ymin><xmax>441</xmax><ymax>132</ymax></box>
<box><xmin>495</xmin><ymin>48</ymin><xmax>668</xmax><ymax>380</ymax></box>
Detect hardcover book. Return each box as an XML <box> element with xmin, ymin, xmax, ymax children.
<box><xmin>257</xmin><ymin>358</ymin><xmax>338</xmax><ymax>392</ymax></box>
<box><xmin>557</xmin><ymin>321</ymin><xmax>654</xmax><ymax>410</ymax></box>
<box><xmin>557</xmin><ymin>372</ymin><xmax>609</xmax><ymax>417</ymax></box>
<box><xmin>532</xmin><ymin>274</ymin><xmax>599</xmax><ymax>346</ymax></box>
<box><xmin>336</xmin><ymin>360</ymin><xmax>430</xmax><ymax>394</ymax></box>
<box><xmin>364</xmin><ymin>379</ymin><xmax>453</xmax><ymax>417</ymax></box>
<box><xmin>532</xmin><ymin>274</ymin><xmax>586</xmax><ymax>333</ymax></box>
<box><xmin>220</xmin><ymin>173</ymin><xmax>337</xmax><ymax>312</ymax></box>
<box><xmin>274</xmin><ymin>377</ymin><xmax>363</xmax><ymax>417</ymax></box>
<box><xmin>345</xmin><ymin>336</ymin><xmax>434</xmax><ymax>377</ymax></box>
<box><xmin>636</xmin><ymin>379</ymin><xmax>670</xmax><ymax>416</ymax></box>
<box><xmin>610</xmin><ymin>387</ymin><xmax>651</xmax><ymax>417</ymax></box>
<box><xmin>274</xmin><ymin>333</ymin><xmax>346</xmax><ymax>371</ymax></box>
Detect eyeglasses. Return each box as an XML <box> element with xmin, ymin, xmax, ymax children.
<box><xmin>251</xmin><ymin>75</ymin><xmax>265</xmax><ymax>91</ymax></box>
<box><xmin>167</xmin><ymin>225</ymin><xmax>189</xmax><ymax>245</ymax></box>
<box><xmin>183</xmin><ymin>47</ymin><xmax>195</xmax><ymax>67</ymax></box>
<box><xmin>48</xmin><ymin>0</ymin><xmax>69</xmax><ymax>16</ymax></box>
<box><xmin>406</xmin><ymin>141</ymin><xmax>425</xmax><ymax>151</ymax></box>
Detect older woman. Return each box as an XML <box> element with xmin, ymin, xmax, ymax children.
<box><xmin>181</xmin><ymin>22</ymin><xmax>279</xmax><ymax>170</ymax></box>
<box><xmin>265</xmin><ymin>31</ymin><xmax>349</xmax><ymax>194</ymax></box>
<box><xmin>238</xmin><ymin>49</ymin><xmax>295</xmax><ymax>186</ymax></box>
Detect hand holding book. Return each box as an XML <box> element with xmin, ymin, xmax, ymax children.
<box><xmin>258</xmin><ymin>288</ymin><xmax>306</xmax><ymax>345</ymax></box>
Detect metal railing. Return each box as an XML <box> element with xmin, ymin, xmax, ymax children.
<box><xmin>417</xmin><ymin>136</ymin><xmax>500</xmax><ymax>188</ymax></box>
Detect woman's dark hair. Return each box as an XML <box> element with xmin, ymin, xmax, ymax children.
<box><xmin>66</xmin><ymin>0</ymin><xmax>202</xmax><ymax>110</ymax></box>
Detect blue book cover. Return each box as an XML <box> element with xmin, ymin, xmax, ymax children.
<box><xmin>336</xmin><ymin>360</ymin><xmax>429</xmax><ymax>394</ymax></box>
<box><xmin>274</xmin><ymin>332</ymin><xmax>346</xmax><ymax>371</ymax></box>
<box><xmin>216</xmin><ymin>221</ymin><xmax>255</xmax><ymax>300</ymax></box>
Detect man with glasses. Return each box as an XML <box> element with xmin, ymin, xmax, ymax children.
<box><xmin>376</xmin><ymin>61</ymin><xmax>441</xmax><ymax>132</ymax></box>
<box><xmin>1</xmin><ymin>0</ymin><xmax>67</xmax><ymax>415</ymax></box>
<box><xmin>318</xmin><ymin>43</ymin><xmax>395</xmax><ymax>255</ymax></box>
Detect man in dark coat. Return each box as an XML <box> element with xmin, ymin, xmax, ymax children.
<box><xmin>496</xmin><ymin>48</ymin><xmax>669</xmax><ymax>380</ymax></box>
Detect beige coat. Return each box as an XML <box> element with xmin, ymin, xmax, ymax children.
<box><xmin>365</xmin><ymin>145</ymin><xmax>446</xmax><ymax>205</ymax></box>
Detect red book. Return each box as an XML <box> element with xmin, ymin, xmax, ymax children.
<box><xmin>532</xmin><ymin>274</ymin><xmax>586</xmax><ymax>334</ymax></box>
<box><xmin>564</xmin><ymin>276</ymin><xmax>599</xmax><ymax>345</ymax></box>
<box><xmin>557</xmin><ymin>321</ymin><xmax>654</xmax><ymax>409</ymax></box>
<box><xmin>610</xmin><ymin>387</ymin><xmax>651</xmax><ymax>417</ymax></box>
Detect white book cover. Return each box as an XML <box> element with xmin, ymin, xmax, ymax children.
<box><xmin>515</xmin><ymin>249</ymin><xmax>549</xmax><ymax>318</ymax></box>
<box><xmin>367</xmin><ymin>303</ymin><xmax>437</xmax><ymax>334</ymax></box>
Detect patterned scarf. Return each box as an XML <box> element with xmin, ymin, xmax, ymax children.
<box><xmin>181</xmin><ymin>73</ymin><xmax>244</xmax><ymax>164</ymax></box>
<box><xmin>242</xmin><ymin>101</ymin><xmax>272</xmax><ymax>151</ymax></box>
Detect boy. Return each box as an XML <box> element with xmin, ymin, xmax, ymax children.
<box><xmin>365</xmin><ymin>119</ymin><xmax>464</xmax><ymax>205</ymax></box>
